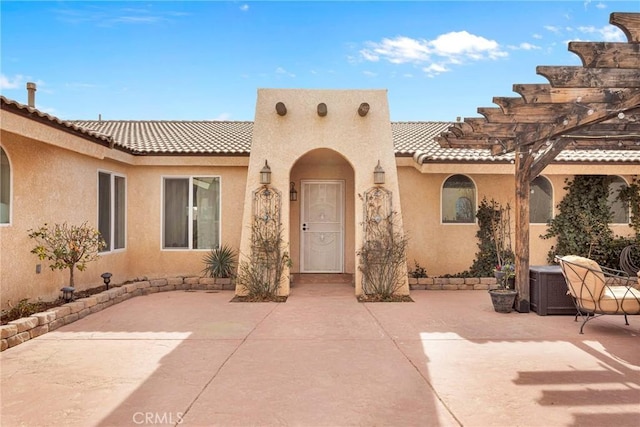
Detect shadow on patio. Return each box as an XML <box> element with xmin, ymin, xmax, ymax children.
<box><xmin>1</xmin><ymin>286</ymin><xmax>638</xmax><ymax>427</ymax></box>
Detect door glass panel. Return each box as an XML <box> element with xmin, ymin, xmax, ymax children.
<box><xmin>301</xmin><ymin>181</ymin><xmax>343</xmax><ymax>272</ymax></box>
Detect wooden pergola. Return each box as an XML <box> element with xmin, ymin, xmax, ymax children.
<box><xmin>435</xmin><ymin>12</ymin><xmax>640</xmax><ymax>312</ymax></box>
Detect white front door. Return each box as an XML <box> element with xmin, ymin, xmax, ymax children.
<box><xmin>300</xmin><ymin>180</ymin><xmax>344</xmax><ymax>273</ymax></box>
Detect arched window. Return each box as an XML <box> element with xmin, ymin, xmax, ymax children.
<box><xmin>0</xmin><ymin>147</ymin><xmax>10</xmax><ymax>224</ymax></box>
<box><xmin>530</xmin><ymin>176</ymin><xmax>553</xmax><ymax>224</ymax></box>
<box><xmin>442</xmin><ymin>175</ymin><xmax>476</xmax><ymax>223</ymax></box>
<box><xmin>608</xmin><ymin>176</ymin><xmax>629</xmax><ymax>224</ymax></box>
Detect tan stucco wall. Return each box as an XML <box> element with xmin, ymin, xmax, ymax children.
<box><xmin>399</xmin><ymin>166</ymin><xmax>637</xmax><ymax>277</ymax></box>
<box><xmin>240</xmin><ymin>89</ymin><xmax>408</xmax><ymax>296</ymax></box>
<box><xmin>0</xmin><ymin>113</ymin><xmax>248</xmax><ymax>310</ymax></box>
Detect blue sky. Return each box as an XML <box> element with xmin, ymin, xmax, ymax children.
<box><xmin>1</xmin><ymin>1</ymin><xmax>637</xmax><ymax>122</ymax></box>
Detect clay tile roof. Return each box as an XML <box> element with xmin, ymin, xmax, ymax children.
<box><xmin>1</xmin><ymin>96</ymin><xmax>113</xmax><ymax>146</ymax></box>
<box><xmin>4</xmin><ymin>97</ymin><xmax>635</xmax><ymax>163</ymax></box>
<box><xmin>391</xmin><ymin>121</ymin><xmax>513</xmax><ymax>162</ymax></box>
<box><xmin>72</xmin><ymin>120</ymin><xmax>253</xmax><ymax>155</ymax></box>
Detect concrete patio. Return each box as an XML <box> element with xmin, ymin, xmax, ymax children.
<box><xmin>1</xmin><ymin>280</ymin><xmax>638</xmax><ymax>427</ymax></box>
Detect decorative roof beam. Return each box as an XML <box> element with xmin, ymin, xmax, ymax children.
<box><xmin>610</xmin><ymin>12</ymin><xmax>640</xmax><ymax>42</ymax></box>
<box><xmin>568</xmin><ymin>42</ymin><xmax>640</xmax><ymax>68</ymax></box>
<box><xmin>514</xmin><ymin>85</ymin><xmax>631</xmax><ymax>104</ymax></box>
<box><xmin>537</xmin><ymin>66</ymin><xmax>640</xmax><ymax>88</ymax></box>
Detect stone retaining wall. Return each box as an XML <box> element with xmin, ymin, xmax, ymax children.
<box><xmin>1</xmin><ymin>275</ymin><xmax>497</xmax><ymax>352</ymax></box>
<box><xmin>0</xmin><ymin>276</ymin><xmax>233</xmax><ymax>352</ymax></box>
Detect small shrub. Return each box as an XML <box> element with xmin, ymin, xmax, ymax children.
<box><xmin>202</xmin><ymin>244</ymin><xmax>237</xmax><ymax>278</ymax></box>
<box><xmin>358</xmin><ymin>211</ymin><xmax>408</xmax><ymax>299</ymax></box>
<box><xmin>236</xmin><ymin>217</ymin><xmax>290</xmax><ymax>300</ymax></box>
<box><xmin>408</xmin><ymin>260</ymin><xmax>428</xmax><ymax>278</ymax></box>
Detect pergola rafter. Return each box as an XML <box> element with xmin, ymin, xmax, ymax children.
<box><xmin>433</xmin><ymin>12</ymin><xmax>640</xmax><ymax>312</ymax></box>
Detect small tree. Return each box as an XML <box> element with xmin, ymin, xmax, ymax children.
<box><xmin>28</xmin><ymin>222</ymin><xmax>106</xmax><ymax>288</ymax></box>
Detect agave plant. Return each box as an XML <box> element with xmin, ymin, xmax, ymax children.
<box><xmin>202</xmin><ymin>244</ymin><xmax>237</xmax><ymax>278</ymax></box>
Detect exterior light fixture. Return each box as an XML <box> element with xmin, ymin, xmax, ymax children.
<box><xmin>260</xmin><ymin>160</ymin><xmax>272</xmax><ymax>185</ymax></box>
<box><xmin>61</xmin><ymin>286</ymin><xmax>75</xmax><ymax>303</ymax></box>
<box><xmin>290</xmin><ymin>182</ymin><xmax>298</xmax><ymax>201</ymax></box>
<box><xmin>101</xmin><ymin>272</ymin><xmax>112</xmax><ymax>290</ymax></box>
<box><xmin>373</xmin><ymin>160</ymin><xmax>385</xmax><ymax>185</ymax></box>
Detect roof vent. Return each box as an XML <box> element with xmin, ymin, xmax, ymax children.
<box><xmin>26</xmin><ymin>82</ymin><xmax>36</xmax><ymax>108</ymax></box>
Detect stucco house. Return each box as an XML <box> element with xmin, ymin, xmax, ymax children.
<box><xmin>1</xmin><ymin>86</ymin><xmax>637</xmax><ymax>310</ymax></box>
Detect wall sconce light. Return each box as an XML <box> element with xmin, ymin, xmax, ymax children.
<box><xmin>290</xmin><ymin>182</ymin><xmax>298</xmax><ymax>201</ymax></box>
<box><xmin>60</xmin><ymin>286</ymin><xmax>75</xmax><ymax>303</ymax></box>
<box><xmin>101</xmin><ymin>272</ymin><xmax>112</xmax><ymax>290</ymax></box>
<box><xmin>260</xmin><ymin>160</ymin><xmax>272</xmax><ymax>185</ymax></box>
<box><xmin>374</xmin><ymin>160</ymin><xmax>385</xmax><ymax>185</ymax></box>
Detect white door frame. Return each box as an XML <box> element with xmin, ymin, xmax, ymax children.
<box><xmin>300</xmin><ymin>179</ymin><xmax>345</xmax><ymax>273</ymax></box>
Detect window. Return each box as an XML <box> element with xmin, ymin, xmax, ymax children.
<box><xmin>608</xmin><ymin>176</ymin><xmax>629</xmax><ymax>224</ymax></box>
<box><xmin>442</xmin><ymin>175</ymin><xmax>476</xmax><ymax>223</ymax></box>
<box><xmin>98</xmin><ymin>172</ymin><xmax>126</xmax><ymax>252</ymax></box>
<box><xmin>530</xmin><ymin>176</ymin><xmax>553</xmax><ymax>224</ymax></box>
<box><xmin>163</xmin><ymin>176</ymin><xmax>220</xmax><ymax>249</ymax></box>
<box><xmin>0</xmin><ymin>147</ymin><xmax>10</xmax><ymax>224</ymax></box>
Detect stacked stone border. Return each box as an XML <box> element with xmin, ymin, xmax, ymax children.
<box><xmin>0</xmin><ymin>276</ymin><xmax>233</xmax><ymax>352</ymax></box>
<box><xmin>1</xmin><ymin>275</ymin><xmax>499</xmax><ymax>352</ymax></box>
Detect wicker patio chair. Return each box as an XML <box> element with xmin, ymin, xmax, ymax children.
<box><xmin>556</xmin><ymin>255</ymin><xmax>640</xmax><ymax>334</ymax></box>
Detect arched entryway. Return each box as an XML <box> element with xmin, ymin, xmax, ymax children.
<box><xmin>289</xmin><ymin>148</ymin><xmax>355</xmax><ymax>279</ymax></box>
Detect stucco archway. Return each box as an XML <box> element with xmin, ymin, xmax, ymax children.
<box><xmin>289</xmin><ymin>148</ymin><xmax>356</xmax><ymax>280</ymax></box>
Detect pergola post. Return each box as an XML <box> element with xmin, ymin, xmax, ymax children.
<box><xmin>514</xmin><ymin>146</ymin><xmax>533</xmax><ymax>312</ymax></box>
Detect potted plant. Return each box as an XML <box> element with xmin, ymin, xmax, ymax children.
<box><xmin>487</xmin><ymin>202</ymin><xmax>517</xmax><ymax>313</ymax></box>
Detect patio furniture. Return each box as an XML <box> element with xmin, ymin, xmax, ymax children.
<box><xmin>529</xmin><ymin>265</ymin><xmax>575</xmax><ymax>315</ymax></box>
<box><xmin>555</xmin><ymin>255</ymin><xmax>640</xmax><ymax>334</ymax></box>
<box><xmin>619</xmin><ymin>244</ymin><xmax>639</xmax><ymax>278</ymax></box>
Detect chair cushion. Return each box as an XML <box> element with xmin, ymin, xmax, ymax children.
<box><xmin>599</xmin><ymin>286</ymin><xmax>640</xmax><ymax>315</ymax></box>
<box><xmin>558</xmin><ymin>255</ymin><xmax>605</xmax><ymax>302</ymax></box>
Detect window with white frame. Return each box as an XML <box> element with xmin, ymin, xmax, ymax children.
<box><xmin>607</xmin><ymin>176</ymin><xmax>629</xmax><ymax>224</ymax></box>
<box><xmin>1</xmin><ymin>147</ymin><xmax>11</xmax><ymax>224</ymax></box>
<box><xmin>163</xmin><ymin>176</ymin><xmax>220</xmax><ymax>250</ymax></box>
<box><xmin>98</xmin><ymin>171</ymin><xmax>126</xmax><ymax>252</ymax></box>
<box><xmin>530</xmin><ymin>176</ymin><xmax>553</xmax><ymax>224</ymax></box>
<box><xmin>442</xmin><ymin>174</ymin><xmax>476</xmax><ymax>223</ymax></box>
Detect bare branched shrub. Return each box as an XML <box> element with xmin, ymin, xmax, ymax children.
<box><xmin>236</xmin><ymin>216</ymin><xmax>290</xmax><ymax>299</ymax></box>
<box><xmin>358</xmin><ymin>210</ymin><xmax>408</xmax><ymax>298</ymax></box>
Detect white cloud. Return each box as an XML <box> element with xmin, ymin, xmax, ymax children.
<box><xmin>595</xmin><ymin>2</ymin><xmax>606</xmax><ymax>9</ymax></box>
<box><xmin>577</xmin><ymin>24</ymin><xmax>625</xmax><ymax>41</ymax></box>
<box><xmin>361</xmin><ymin>36</ymin><xmax>431</xmax><ymax>64</ymax></box>
<box><xmin>359</xmin><ymin>31</ymin><xmax>507</xmax><ymax>77</ymax></box>
<box><xmin>508</xmin><ymin>42</ymin><xmax>541</xmax><ymax>51</ymax></box>
<box><xmin>0</xmin><ymin>73</ymin><xmax>25</xmax><ymax>89</ymax></box>
<box><xmin>422</xmin><ymin>63</ymin><xmax>449</xmax><ymax>77</ymax></box>
<box><xmin>544</xmin><ymin>25</ymin><xmax>561</xmax><ymax>34</ymax></box>
<box><xmin>240</xmin><ymin>4</ymin><xmax>249</xmax><ymax>12</ymax></box>
<box><xmin>532</xmin><ymin>33</ymin><xmax>542</xmax><ymax>40</ymax></box>
<box><xmin>275</xmin><ymin>67</ymin><xmax>295</xmax><ymax>78</ymax></box>
<box><xmin>362</xmin><ymin>70</ymin><xmax>377</xmax><ymax>77</ymax></box>
<box><xmin>213</xmin><ymin>113</ymin><xmax>231</xmax><ymax>121</ymax></box>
